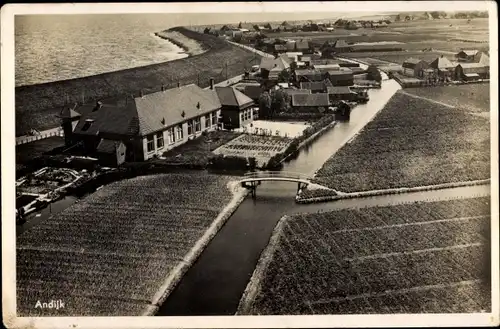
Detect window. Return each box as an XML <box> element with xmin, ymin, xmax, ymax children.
<box><xmin>147</xmin><ymin>135</ymin><xmax>155</xmax><ymax>152</ymax></box>
<box><xmin>211</xmin><ymin>112</ymin><xmax>217</xmax><ymax>126</ymax></box>
<box><xmin>188</xmin><ymin>121</ymin><xmax>194</xmax><ymax>136</ymax></box>
<box><xmin>81</xmin><ymin>119</ymin><xmax>94</xmax><ymax>132</ymax></box>
<box><xmin>176</xmin><ymin>125</ymin><xmax>184</xmax><ymax>140</ymax></box>
<box><xmin>240</xmin><ymin>113</ymin><xmax>244</xmax><ymax>122</ymax></box>
<box><xmin>157</xmin><ymin>132</ymin><xmax>165</xmax><ymax>148</ymax></box>
<box><xmin>194</xmin><ymin>117</ymin><xmax>201</xmax><ymax>132</ymax></box>
<box><xmin>205</xmin><ymin>114</ymin><xmax>211</xmax><ymax>129</ymax></box>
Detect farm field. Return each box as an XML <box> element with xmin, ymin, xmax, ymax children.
<box><xmin>17</xmin><ymin>172</ymin><xmax>236</xmax><ymax>316</ymax></box>
<box><xmin>342</xmin><ymin>51</ymin><xmax>450</xmax><ymax>65</ymax></box>
<box><xmin>15</xmin><ymin>27</ymin><xmax>262</xmax><ymax>136</ymax></box>
<box><xmin>239</xmin><ymin>196</ymin><xmax>491</xmax><ymax>315</ymax></box>
<box><xmin>404</xmin><ymin>84</ymin><xmax>490</xmax><ymax>114</ymax></box>
<box><xmin>213</xmin><ymin>134</ymin><xmax>294</xmax><ymax>167</ymax></box>
<box><xmin>311</xmin><ymin>90</ymin><xmax>490</xmax><ymax>193</ymax></box>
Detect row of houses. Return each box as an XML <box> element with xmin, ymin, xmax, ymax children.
<box><xmin>402</xmin><ymin>52</ymin><xmax>490</xmax><ymax>81</ymax></box>
<box><xmin>59</xmin><ymin>80</ymin><xmax>259</xmax><ymax>166</ymax></box>
<box><xmin>320</xmin><ymin>39</ymin><xmax>406</xmax><ymax>56</ymax></box>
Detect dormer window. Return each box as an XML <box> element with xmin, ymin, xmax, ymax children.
<box><xmin>181</xmin><ymin>110</ymin><xmax>186</xmax><ymax>118</ymax></box>
<box><xmin>81</xmin><ymin>119</ymin><xmax>94</xmax><ymax>132</ymax></box>
<box><xmin>161</xmin><ymin>118</ymin><xmax>166</xmax><ymax>125</ymax></box>
<box><xmin>196</xmin><ymin>102</ymin><xmax>201</xmax><ymax>109</ymax></box>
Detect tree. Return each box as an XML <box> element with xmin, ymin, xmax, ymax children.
<box><xmin>366</xmin><ymin>65</ymin><xmax>382</xmax><ymax>82</ymax></box>
<box><xmin>203</xmin><ymin>27</ymin><xmax>211</xmax><ymax>34</ymax></box>
<box><xmin>270</xmin><ymin>89</ymin><xmax>291</xmax><ymax>114</ymax></box>
<box><xmin>277</xmin><ymin>69</ymin><xmax>291</xmax><ymax>83</ymax></box>
<box><xmin>258</xmin><ymin>91</ymin><xmax>272</xmax><ymax>119</ymax></box>
<box><xmin>238</xmin><ymin>22</ymin><xmax>242</xmax><ymax>29</ymax></box>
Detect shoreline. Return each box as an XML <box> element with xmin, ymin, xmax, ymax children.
<box><xmin>154</xmin><ymin>30</ymin><xmax>206</xmax><ymax>57</ymax></box>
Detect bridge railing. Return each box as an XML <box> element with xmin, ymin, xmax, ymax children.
<box><xmin>243</xmin><ymin>171</ymin><xmax>311</xmax><ymax>181</ymax></box>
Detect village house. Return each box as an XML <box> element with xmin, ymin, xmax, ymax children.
<box><xmin>454</xmin><ymin>63</ymin><xmax>490</xmax><ymax>81</ymax></box>
<box><xmin>429</xmin><ymin>55</ymin><xmax>456</xmax><ymax>80</ymax></box>
<box><xmin>327</xmin><ymin>68</ymin><xmax>354</xmax><ymax>86</ymax></box>
<box><xmin>215</xmin><ymin>86</ymin><xmax>256</xmax><ymax>130</ymax></box>
<box><xmin>300</xmin><ymin>79</ymin><xmax>333</xmax><ymax>93</ymax></box>
<box><xmin>294</xmin><ymin>69</ymin><xmax>325</xmax><ymax>83</ymax></box>
<box><xmin>295</xmin><ymin>40</ymin><xmax>312</xmax><ymax>53</ymax></box>
<box><xmin>402</xmin><ymin>58</ymin><xmax>430</xmax><ymax>78</ymax></box>
<box><xmin>327</xmin><ymin>86</ymin><xmax>359</xmax><ymax>102</ymax></box>
<box><xmin>65</xmin><ymin>82</ymin><xmax>222</xmax><ymax>163</ymax></box>
<box><xmin>456</xmin><ymin>50</ymin><xmax>481</xmax><ymax>62</ymax></box>
<box><xmin>291</xmin><ymin>93</ymin><xmax>331</xmax><ymax>112</ymax></box>
<box><xmin>259</xmin><ymin>55</ymin><xmax>291</xmax><ymax>80</ymax></box>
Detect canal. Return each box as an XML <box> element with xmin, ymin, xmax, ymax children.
<box><xmin>155</xmin><ymin>78</ymin><xmax>407</xmax><ymax>315</ymax></box>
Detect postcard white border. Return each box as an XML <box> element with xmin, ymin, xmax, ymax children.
<box><xmin>2</xmin><ymin>1</ymin><xmax>499</xmax><ymax>328</ymax></box>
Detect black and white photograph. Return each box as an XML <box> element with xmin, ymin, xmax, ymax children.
<box><xmin>1</xmin><ymin>2</ymin><xmax>499</xmax><ymax>328</ymax></box>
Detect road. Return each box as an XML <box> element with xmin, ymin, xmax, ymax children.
<box><xmin>227</xmin><ymin>41</ymin><xmax>274</xmax><ymax>58</ymax></box>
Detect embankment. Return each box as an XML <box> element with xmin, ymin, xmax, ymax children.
<box><xmin>15</xmin><ymin>27</ymin><xmax>262</xmax><ymax>136</ymax></box>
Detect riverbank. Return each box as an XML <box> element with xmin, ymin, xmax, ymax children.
<box><xmin>15</xmin><ymin>27</ymin><xmax>262</xmax><ymax>136</ymax></box>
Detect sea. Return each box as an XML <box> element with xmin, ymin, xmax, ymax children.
<box><xmin>15</xmin><ymin>12</ymin><xmax>354</xmax><ymax>87</ymax></box>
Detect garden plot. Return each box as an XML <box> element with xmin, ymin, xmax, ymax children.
<box><xmin>17</xmin><ymin>167</ymin><xmax>80</xmax><ymax>195</ymax></box>
<box><xmin>238</xmin><ymin>196</ymin><xmax>491</xmax><ymax>315</ymax></box>
<box><xmin>213</xmin><ymin>134</ymin><xmax>294</xmax><ymax>167</ymax></box>
<box><xmin>312</xmin><ymin>90</ymin><xmax>490</xmax><ymax>193</ymax></box>
<box><xmin>16</xmin><ymin>172</ymin><xmax>236</xmax><ymax>316</ymax></box>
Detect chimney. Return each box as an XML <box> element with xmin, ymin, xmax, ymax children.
<box><xmin>177</xmin><ymin>81</ymin><xmax>181</xmax><ymax>88</ymax></box>
<box><xmin>92</xmin><ymin>100</ymin><xmax>103</xmax><ymax>112</ymax></box>
<box><xmin>161</xmin><ymin>85</ymin><xmax>165</xmax><ymax>92</ymax></box>
<box><xmin>210</xmin><ymin>78</ymin><xmax>215</xmax><ymax>90</ymax></box>
<box><xmin>140</xmin><ymin>90</ymin><xmax>144</xmax><ymax>98</ymax></box>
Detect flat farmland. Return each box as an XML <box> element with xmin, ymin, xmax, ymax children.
<box><xmin>239</xmin><ymin>197</ymin><xmax>491</xmax><ymax>315</ymax></box>
<box><xmin>311</xmin><ymin>90</ymin><xmax>490</xmax><ymax>193</ymax></box>
<box><xmin>404</xmin><ymin>84</ymin><xmax>490</xmax><ymax>114</ymax></box>
<box><xmin>17</xmin><ymin>173</ymin><xmax>236</xmax><ymax>316</ymax></box>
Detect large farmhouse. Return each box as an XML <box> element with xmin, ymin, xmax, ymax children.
<box><xmin>62</xmin><ymin>82</ymin><xmax>222</xmax><ymax>163</ymax></box>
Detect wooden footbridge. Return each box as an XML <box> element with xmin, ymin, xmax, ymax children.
<box><xmin>240</xmin><ymin>171</ymin><xmax>312</xmax><ymax>197</ymax></box>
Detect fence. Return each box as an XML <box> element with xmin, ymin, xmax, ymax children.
<box><xmin>16</xmin><ymin>129</ymin><xmax>64</xmax><ymax>146</ymax></box>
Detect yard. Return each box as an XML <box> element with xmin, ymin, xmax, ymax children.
<box><xmin>238</xmin><ymin>196</ymin><xmax>491</xmax><ymax>315</ymax></box>
<box><xmin>311</xmin><ymin>90</ymin><xmax>490</xmax><ymax>193</ymax></box>
<box><xmin>17</xmin><ymin>172</ymin><xmax>241</xmax><ymax>316</ymax></box>
<box><xmin>161</xmin><ymin>130</ymin><xmax>241</xmax><ymax>167</ymax></box>
<box><xmin>213</xmin><ymin>134</ymin><xmax>294</xmax><ymax>168</ymax></box>
<box><xmin>237</xmin><ymin>120</ymin><xmax>311</xmax><ymax>138</ymax></box>
<box><xmin>16</xmin><ymin>136</ymin><xmax>65</xmax><ymax>164</ymax></box>
<box><xmin>17</xmin><ymin>167</ymin><xmax>80</xmax><ymax>195</ymax></box>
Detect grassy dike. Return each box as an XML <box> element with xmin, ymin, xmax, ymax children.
<box><xmin>15</xmin><ymin>27</ymin><xmax>262</xmax><ymax>136</ymax></box>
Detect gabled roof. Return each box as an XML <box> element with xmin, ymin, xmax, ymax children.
<box><xmin>291</xmin><ymin>93</ymin><xmax>330</xmax><ymax>107</ymax></box>
<box><xmin>458</xmin><ymin>49</ymin><xmax>479</xmax><ymax>56</ymax></box>
<box><xmin>260</xmin><ymin>55</ymin><xmax>291</xmax><ymax>71</ymax></box>
<box><xmin>58</xmin><ymin>106</ymin><xmax>81</xmax><ymax>119</ymax></box>
<box><xmin>333</xmin><ymin>39</ymin><xmax>350</xmax><ymax>48</ymax></box>
<box><xmin>403</xmin><ymin>57</ymin><xmax>423</xmax><ymax>65</ymax></box>
<box><xmin>430</xmin><ymin>56</ymin><xmax>455</xmax><ymax>69</ymax></box>
<box><xmin>476</xmin><ymin>52</ymin><xmax>489</xmax><ymax>66</ymax></box>
<box><xmin>295</xmin><ymin>40</ymin><xmax>310</xmax><ymax>50</ymax></box>
<box><xmin>96</xmin><ymin>139</ymin><xmax>123</xmax><ymax>154</ymax></box>
<box><xmin>74</xmin><ymin>84</ymin><xmax>221</xmax><ymax>137</ymax></box>
<box><xmin>215</xmin><ymin>86</ymin><xmax>254</xmax><ymax>108</ymax></box>
<box><xmin>456</xmin><ymin>63</ymin><xmax>489</xmax><ymax>74</ymax></box>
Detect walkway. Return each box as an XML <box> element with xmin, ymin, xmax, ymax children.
<box><xmin>16</xmin><ymin>127</ymin><xmax>63</xmax><ymax>145</ymax></box>
<box><xmin>227</xmin><ymin>41</ymin><xmax>275</xmax><ymax>58</ymax></box>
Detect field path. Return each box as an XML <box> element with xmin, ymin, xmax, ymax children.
<box><xmin>399</xmin><ymin>90</ymin><xmax>456</xmax><ymax>108</ymax></box>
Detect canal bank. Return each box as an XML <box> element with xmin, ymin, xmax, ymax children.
<box><xmin>155</xmin><ymin>78</ymin><xmax>405</xmax><ymax>316</ymax></box>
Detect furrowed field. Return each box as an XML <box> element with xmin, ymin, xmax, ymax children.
<box><xmin>239</xmin><ymin>197</ymin><xmax>491</xmax><ymax>315</ymax></box>
<box><xmin>311</xmin><ymin>90</ymin><xmax>490</xmax><ymax>193</ymax></box>
<box><xmin>15</xmin><ymin>27</ymin><xmax>262</xmax><ymax>136</ymax></box>
<box><xmin>17</xmin><ymin>173</ymin><xmax>236</xmax><ymax>316</ymax></box>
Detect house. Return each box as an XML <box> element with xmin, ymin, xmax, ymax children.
<box><xmin>294</xmin><ymin>69</ymin><xmax>325</xmax><ymax>83</ymax></box>
<box><xmin>300</xmin><ymin>80</ymin><xmax>333</xmax><ymax>93</ymax></box>
<box><xmin>215</xmin><ymin>86</ymin><xmax>255</xmax><ymax>130</ymax></box>
<box><xmin>402</xmin><ymin>58</ymin><xmax>430</xmax><ymax>77</ymax></box>
<box><xmin>285</xmin><ymin>52</ymin><xmax>303</xmax><ymax>62</ymax></box>
<box><xmin>69</xmin><ymin>82</ymin><xmax>222</xmax><ymax>162</ymax></box>
<box><xmin>285</xmin><ymin>41</ymin><xmax>297</xmax><ymax>52</ymax></box>
<box><xmin>327</xmin><ymin>68</ymin><xmax>354</xmax><ymax>86</ymax></box>
<box><xmin>454</xmin><ymin>63</ymin><xmax>489</xmax><ymax>81</ymax></box>
<box><xmin>291</xmin><ymin>93</ymin><xmax>331</xmax><ymax>112</ymax></box>
<box><xmin>96</xmin><ymin>139</ymin><xmax>126</xmax><ymax>167</ymax></box>
<box><xmin>241</xmin><ymin>85</ymin><xmax>264</xmax><ymax>103</ymax></box>
<box><xmin>57</xmin><ymin>104</ymin><xmax>81</xmax><ymax>146</ymax></box>
<box><xmin>456</xmin><ymin>50</ymin><xmax>480</xmax><ymax>62</ymax></box>
<box><xmin>295</xmin><ymin>40</ymin><xmax>311</xmax><ymax>53</ymax></box>
<box><xmin>327</xmin><ymin>86</ymin><xmax>358</xmax><ymax>102</ymax></box>
<box><xmin>259</xmin><ymin>55</ymin><xmax>291</xmax><ymax>79</ymax></box>
<box><xmin>429</xmin><ymin>55</ymin><xmax>456</xmax><ymax>80</ymax></box>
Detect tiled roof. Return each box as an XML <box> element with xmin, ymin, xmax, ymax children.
<box><xmin>284</xmin><ymin>89</ymin><xmax>312</xmax><ymax>95</ymax></box>
<box><xmin>295</xmin><ymin>40</ymin><xmax>310</xmax><ymax>50</ymax></box>
<box><xmin>260</xmin><ymin>55</ymin><xmax>291</xmax><ymax>71</ymax></box>
<box><xmin>327</xmin><ymin>86</ymin><xmax>354</xmax><ymax>94</ymax></box>
<box><xmin>457</xmin><ymin>63</ymin><xmax>489</xmax><ymax>74</ymax></box>
<box><xmin>74</xmin><ymin>84</ymin><xmax>221</xmax><ymax>137</ymax></box>
<box><xmin>291</xmin><ymin>93</ymin><xmax>330</xmax><ymax>107</ymax></box>
<box><xmin>242</xmin><ymin>85</ymin><xmax>264</xmax><ymax>100</ymax></box>
<box><xmin>430</xmin><ymin>56</ymin><xmax>456</xmax><ymax>69</ymax></box>
<box><xmin>300</xmin><ymin>81</ymin><xmax>327</xmax><ymax>92</ymax></box>
<box><xmin>216</xmin><ymin>87</ymin><xmax>254</xmax><ymax>108</ymax></box>
<box><xmin>96</xmin><ymin>139</ymin><xmax>123</xmax><ymax>154</ymax></box>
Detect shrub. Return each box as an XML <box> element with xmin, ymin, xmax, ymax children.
<box><xmin>248</xmin><ymin>157</ymin><xmax>257</xmax><ymax>171</ymax></box>
<box><xmin>208</xmin><ymin>154</ymin><xmax>248</xmax><ymax>170</ymax></box>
